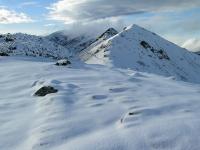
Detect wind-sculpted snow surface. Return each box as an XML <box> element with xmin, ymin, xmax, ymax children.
<box><xmin>81</xmin><ymin>25</ymin><xmax>200</xmax><ymax>83</ymax></box>
<box><xmin>1</xmin><ymin>56</ymin><xmax>200</xmax><ymax>150</ymax></box>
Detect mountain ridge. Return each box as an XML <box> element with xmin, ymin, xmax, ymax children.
<box><xmin>80</xmin><ymin>24</ymin><xmax>200</xmax><ymax>83</ymax></box>
<box><xmin>1</xmin><ymin>24</ymin><xmax>200</xmax><ymax>83</ymax></box>
<box><xmin>0</xmin><ymin>33</ymin><xmax>69</xmax><ymax>59</ymax></box>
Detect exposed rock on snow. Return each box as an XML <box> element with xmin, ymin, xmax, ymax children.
<box><xmin>4</xmin><ymin>33</ymin><xmax>15</xmax><ymax>42</ymax></box>
<box><xmin>140</xmin><ymin>40</ymin><xmax>170</xmax><ymax>60</ymax></box>
<box><xmin>34</xmin><ymin>86</ymin><xmax>58</xmax><ymax>96</ymax></box>
<box><xmin>0</xmin><ymin>52</ymin><xmax>9</xmax><ymax>56</ymax></box>
<box><xmin>55</xmin><ymin>59</ymin><xmax>71</xmax><ymax>66</ymax></box>
<box><xmin>140</xmin><ymin>41</ymin><xmax>151</xmax><ymax>49</ymax></box>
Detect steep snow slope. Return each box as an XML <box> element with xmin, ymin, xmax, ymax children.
<box><xmin>0</xmin><ymin>33</ymin><xmax>69</xmax><ymax>59</ymax></box>
<box><xmin>81</xmin><ymin>25</ymin><xmax>200</xmax><ymax>83</ymax></box>
<box><xmin>95</xmin><ymin>28</ymin><xmax>118</xmax><ymax>41</ymax></box>
<box><xmin>79</xmin><ymin>28</ymin><xmax>118</xmax><ymax>60</ymax></box>
<box><xmin>2</xmin><ymin>56</ymin><xmax>200</xmax><ymax>150</ymax></box>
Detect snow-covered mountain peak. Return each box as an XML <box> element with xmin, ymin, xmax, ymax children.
<box><xmin>124</xmin><ymin>24</ymin><xmax>144</xmax><ymax>30</ymax></box>
<box><xmin>118</xmin><ymin>24</ymin><xmax>159</xmax><ymax>41</ymax></box>
<box><xmin>81</xmin><ymin>25</ymin><xmax>200</xmax><ymax>83</ymax></box>
<box><xmin>97</xmin><ymin>28</ymin><xmax>118</xmax><ymax>40</ymax></box>
<box><xmin>121</xmin><ymin>24</ymin><xmax>150</xmax><ymax>35</ymax></box>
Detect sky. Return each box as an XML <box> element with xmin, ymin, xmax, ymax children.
<box><xmin>0</xmin><ymin>0</ymin><xmax>200</xmax><ymax>51</ymax></box>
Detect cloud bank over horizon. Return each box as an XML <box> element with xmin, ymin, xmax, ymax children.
<box><xmin>182</xmin><ymin>39</ymin><xmax>200</xmax><ymax>52</ymax></box>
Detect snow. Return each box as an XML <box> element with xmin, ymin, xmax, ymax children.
<box><xmin>2</xmin><ymin>24</ymin><xmax>200</xmax><ymax>150</ymax></box>
<box><xmin>47</xmin><ymin>28</ymin><xmax>118</xmax><ymax>57</ymax></box>
<box><xmin>1</xmin><ymin>56</ymin><xmax>200</xmax><ymax>150</ymax></box>
<box><xmin>46</xmin><ymin>31</ymin><xmax>95</xmax><ymax>55</ymax></box>
<box><xmin>0</xmin><ymin>33</ymin><xmax>69</xmax><ymax>59</ymax></box>
<box><xmin>81</xmin><ymin>24</ymin><xmax>200</xmax><ymax>83</ymax></box>
<box><xmin>79</xmin><ymin>28</ymin><xmax>118</xmax><ymax>60</ymax></box>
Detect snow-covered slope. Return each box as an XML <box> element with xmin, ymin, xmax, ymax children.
<box><xmin>1</xmin><ymin>25</ymin><xmax>200</xmax><ymax>83</ymax></box>
<box><xmin>0</xmin><ymin>33</ymin><xmax>69</xmax><ymax>59</ymax></box>
<box><xmin>81</xmin><ymin>25</ymin><xmax>200</xmax><ymax>83</ymax></box>
<box><xmin>79</xmin><ymin>28</ymin><xmax>118</xmax><ymax>60</ymax></box>
<box><xmin>47</xmin><ymin>28</ymin><xmax>118</xmax><ymax>56</ymax></box>
<box><xmin>46</xmin><ymin>31</ymin><xmax>95</xmax><ymax>55</ymax></box>
<box><xmin>2</xmin><ymin>56</ymin><xmax>200</xmax><ymax>150</ymax></box>
<box><xmin>0</xmin><ymin>28</ymin><xmax>118</xmax><ymax>59</ymax></box>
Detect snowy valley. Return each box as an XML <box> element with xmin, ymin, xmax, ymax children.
<box><xmin>1</xmin><ymin>25</ymin><xmax>200</xmax><ymax>150</ymax></box>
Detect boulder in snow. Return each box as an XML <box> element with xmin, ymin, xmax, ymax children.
<box><xmin>34</xmin><ymin>86</ymin><xmax>58</xmax><ymax>96</ymax></box>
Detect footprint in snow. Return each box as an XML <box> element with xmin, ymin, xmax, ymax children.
<box><xmin>89</xmin><ymin>103</ymin><xmax>104</xmax><ymax>107</ymax></box>
<box><xmin>67</xmin><ymin>84</ymin><xmax>79</xmax><ymax>89</ymax></box>
<box><xmin>121</xmin><ymin>99</ymin><xmax>138</xmax><ymax>104</ymax></box>
<box><xmin>109</xmin><ymin>87</ymin><xmax>129</xmax><ymax>93</ymax></box>
<box><xmin>120</xmin><ymin>110</ymin><xmax>142</xmax><ymax>128</ymax></box>
<box><xmin>92</xmin><ymin>95</ymin><xmax>108</xmax><ymax>100</ymax></box>
<box><xmin>51</xmin><ymin>80</ymin><xmax>62</xmax><ymax>84</ymax></box>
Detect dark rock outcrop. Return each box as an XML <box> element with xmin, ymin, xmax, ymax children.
<box><xmin>34</xmin><ymin>86</ymin><xmax>58</xmax><ymax>96</ymax></box>
<box><xmin>55</xmin><ymin>59</ymin><xmax>71</xmax><ymax>66</ymax></box>
<box><xmin>140</xmin><ymin>40</ymin><xmax>170</xmax><ymax>60</ymax></box>
<box><xmin>0</xmin><ymin>52</ymin><xmax>9</xmax><ymax>56</ymax></box>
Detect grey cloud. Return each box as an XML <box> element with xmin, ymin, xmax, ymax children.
<box><xmin>55</xmin><ymin>17</ymin><xmax>125</xmax><ymax>38</ymax></box>
<box><xmin>48</xmin><ymin>0</ymin><xmax>200</xmax><ymax>23</ymax></box>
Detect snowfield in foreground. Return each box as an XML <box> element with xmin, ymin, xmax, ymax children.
<box><xmin>1</xmin><ymin>56</ymin><xmax>200</xmax><ymax>150</ymax></box>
